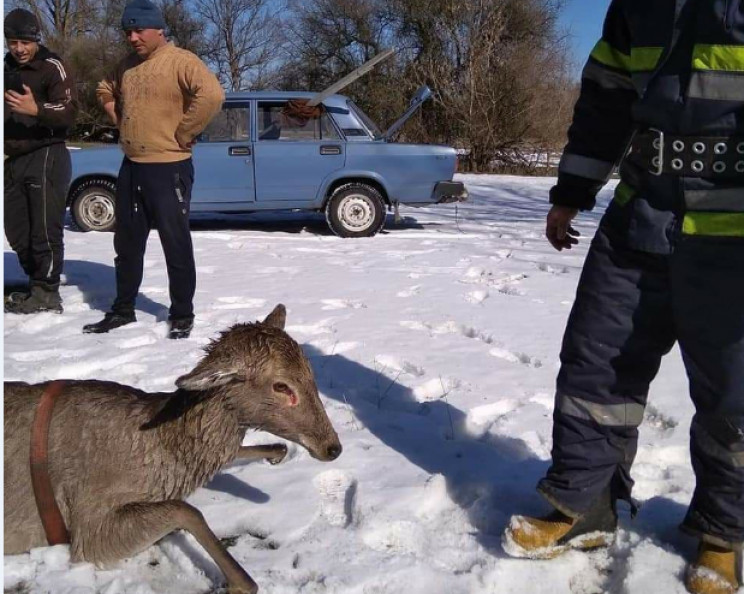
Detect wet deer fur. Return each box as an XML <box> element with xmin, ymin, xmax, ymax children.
<box><xmin>4</xmin><ymin>305</ymin><xmax>341</xmax><ymax>593</ymax></box>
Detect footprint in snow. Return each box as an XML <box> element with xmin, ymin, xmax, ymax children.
<box><xmin>117</xmin><ymin>335</ymin><xmax>157</xmax><ymax>349</ymax></box>
<box><xmin>397</xmin><ymin>285</ymin><xmax>421</xmax><ymax>298</ymax></box>
<box><xmin>362</xmin><ymin>520</ymin><xmax>425</xmax><ymax>555</ymax></box>
<box><xmin>212</xmin><ymin>297</ymin><xmax>267</xmax><ymax>310</ymax></box>
<box><xmin>374</xmin><ymin>354</ymin><xmax>425</xmax><ymax>377</ymax></box>
<box><xmin>320</xmin><ymin>299</ymin><xmax>367</xmax><ymax>311</ymax></box>
<box><xmin>535</xmin><ymin>262</ymin><xmax>569</xmax><ymax>274</ymax></box>
<box><xmin>465</xmin><ymin>290</ymin><xmax>489</xmax><ymax>304</ymax></box>
<box><xmin>413</xmin><ymin>377</ymin><xmax>462</xmax><ymax>402</ymax></box>
<box><xmin>313</xmin><ymin>469</ymin><xmax>356</xmax><ymax>528</ymax></box>
<box><xmin>489</xmin><ymin>347</ymin><xmax>542</xmax><ymax>368</ymax></box>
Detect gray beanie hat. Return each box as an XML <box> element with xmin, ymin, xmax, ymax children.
<box><xmin>121</xmin><ymin>0</ymin><xmax>166</xmax><ymax>31</ymax></box>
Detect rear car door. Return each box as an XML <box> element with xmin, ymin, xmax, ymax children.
<box><xmin>191</xmin><ymin>101</ymin><xmax>255</xmax><ymax>208</ymax></box>
<box><xmin>253</xmin><ymin>100</ymin><xmax>345</xmax><ymax>203</ymax></box>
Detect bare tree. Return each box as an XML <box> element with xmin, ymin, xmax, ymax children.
<box><xmin>159</xmin><ymin>0</ymin><xmax>208</xmax><ymax>56</ymax></box>
<box><xmin>392</xmin><ymin>0</ymin><xmax>573</xmax><ymax>171</ymax></box>
<box><xmin>195</xmin><ymin>0</ymin><xmax>284</xmax><ymax>90</ymax></box>
<box><xmin>7</xmin><ymin>0</ymin><xmax>98</xmax><ymax>43</ymax></box>
<box><xmin>279</xmin><ymin>0</ymin><xmax>404</xmax><ymax>134</ymax></box>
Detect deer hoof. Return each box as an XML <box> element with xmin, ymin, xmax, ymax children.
<box><xmin>268</xmin><ymin>444</ymin><xmax>288</xmax><ymax>465</ymax></box>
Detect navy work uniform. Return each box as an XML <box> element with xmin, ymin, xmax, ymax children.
<box><xmin>539</xmin><ymin>0</ymin><xmax>744</xmax><ymax>551</ymax></box>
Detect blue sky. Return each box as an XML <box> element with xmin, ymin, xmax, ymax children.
<box><xmin>558</xmin><ymin>0</ymin><xmax>612</xmax><ymax>76</ymax></box>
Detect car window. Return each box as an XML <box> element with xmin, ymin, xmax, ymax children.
<box><xmin>198</xmin><ymin>104</ymin><xmax>251</xmax><ymax>142</ymax></box>
<box><xmin>326</xmin><ymin>104</ymin><xmax>372</xmax><ymax>140</ymax></box>
<box><xmin>257</xmin><ymin>102</ymin><xmax>340</xmax><ymax>141</ymax></box>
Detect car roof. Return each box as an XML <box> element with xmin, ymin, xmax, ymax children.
<box><xmin>225</xmin><ymin>90</ymin><xmax>350</xmax><ymax>108</ymax></box>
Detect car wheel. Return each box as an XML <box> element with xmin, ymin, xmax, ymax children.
<box><xmin>325</xmin><ymin>183</ymin><xmax>386</xmax><ymax>238</ymax></box>
<box><xmin>70</xmin><ymin>179</ymin><xmax>117</xmax><ymax>232</ymax></box>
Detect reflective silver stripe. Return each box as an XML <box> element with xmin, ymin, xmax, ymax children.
<box><xmin>694</xmin><ymin>423</ymin><xmax>744</xmax><ymax>468</ymax></box>
<box><xmin>559</xmin><ymin>154</ymin><xmax>615</xmax><ymax>182</ymax></box>
<box><xmin>557</xmin><ymin>393</ymin><xmax>645</xmax><ymax>427</ymax></box>
<box><xmin>582</xmin><ymin>61</ymin><xmax>635</xmax><ymax>90</ymax></box>
<box><xmin>688</xmin><ymin>72</ymin><xmax>744</xmax><ymax>101</ymax></box>
<box><xmin>684</xmin><ymin>187</ymin><xmax>744</xmax><ymax>212</ymax></box>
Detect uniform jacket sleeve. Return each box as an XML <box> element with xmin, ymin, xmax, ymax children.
<box><xmin>550</xmin><ymin>0</ymin><xmax>637</xmax><ymax>211</ymax></box>
<box><xmin>36</xmin><ymin>56</ymin><xmax>77</xmax><ymax>130</ymax></box>
<box><xmin>174</xmin><ymin>54</ymin><xmax>225</xmax><ymax>147</ymax></box>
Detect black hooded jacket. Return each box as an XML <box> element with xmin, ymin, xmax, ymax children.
<box><xmin>4</xmin><ymin>45</ymin><xmax>77</xmax><ymax>157</ymax></box>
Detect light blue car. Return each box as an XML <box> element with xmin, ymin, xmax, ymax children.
<box><xmin>67</xmin><ymin>86</ymin><xmax>468</xmax><ymax>238</ymax></box>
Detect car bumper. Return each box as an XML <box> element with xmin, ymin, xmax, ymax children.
<box><xmin>433</xmin><ymin>181</ymin><xmax>468</xmax><ymax>203</ymax></box>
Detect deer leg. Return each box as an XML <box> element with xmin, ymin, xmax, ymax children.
<box><xmin>234</xmin><ymin>444</ymin><xmax>287</xmax><ymax>465</ymax></box>
<box><xmin>77</xmin><ymin>500</ymin><xmax>258</xmax><ymax>594</ymax></box>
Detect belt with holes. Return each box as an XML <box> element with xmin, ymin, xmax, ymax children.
<box><xmin>627</xmin><ymin>129</ymin><xmax>744</xmax><ymax>178</ymax></box>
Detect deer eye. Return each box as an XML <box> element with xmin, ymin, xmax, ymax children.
<box><xmin>273</xmin><ymin>382</ymin><xmax>298</xmax><ymax>406</ymax></box>
<box><xmin>274</xmin><ymin>382</ymin><xmax>291</xmax><ymax>394</ymax></box>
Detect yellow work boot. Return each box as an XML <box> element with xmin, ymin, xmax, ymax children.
<box><xmin>503</xmin><ymin>489</ymin><xmax>618</xmax><ymax>560</ymax></box>
<box><xmin>686</xmin><ymin>543</ymin><xmax>742</xmax><ymax>594</ymax></box>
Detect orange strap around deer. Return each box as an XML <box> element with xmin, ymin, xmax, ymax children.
<box><xmin>30</xmin><ymin>380</ymin><xmax>70</xmax><ymax>545</ymax></box>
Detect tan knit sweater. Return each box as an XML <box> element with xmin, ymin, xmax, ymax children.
<box><xmin>97</xmin><ymin>43</ymin><xmax>225</xmax><ymax>163</ymax></box>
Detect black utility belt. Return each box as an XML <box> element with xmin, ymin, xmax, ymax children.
<box><xmin>627</xmin><ymin>129</ymin><xmax>744</xmax><ymax>178</ymax></box>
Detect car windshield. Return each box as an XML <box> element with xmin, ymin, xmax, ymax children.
<box><xmin>348</xmin><ymin>100</ymin><xmax>383</xmax><ymax>139</ymax></box>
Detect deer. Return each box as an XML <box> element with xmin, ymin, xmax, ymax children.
<box><xmin>4</xmin><ymin>304</ymin><xmax>342</xmax><ymax>594</ymax></box>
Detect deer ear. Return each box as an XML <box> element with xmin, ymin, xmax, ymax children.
<box><xmin>262</xmin><ymin>304</ymin><xmax>286</xmax><ymax>330</ymax></box>
<box><xmin>176</xmin><ymin>363</ymin><xmax>246</xmax><ymax>391</ymax></box>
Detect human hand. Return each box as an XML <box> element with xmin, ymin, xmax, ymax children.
<box><xmin>546</xmin><ymin>205</ymin><xmax>580</xmax><ymax>251</ymax></box>
<box><xmin>5</xmin><ymin>85</ymin><xmax>38</xmax><ymax>116</ymax></box>
<box><xmin>176</xmin><ymin>130</ymin><xmax>197</xmax><ymax>150</ymax></box>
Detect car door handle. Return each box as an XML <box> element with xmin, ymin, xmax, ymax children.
<box><xmin>320</xmin><ymin>145</ymin><xmax>342</xmax><ymax>155</ymax></box>
<box><xmin>229</xmin><ymin>146</ymin><xmax>252</xmax><ymax>156</ymax></box>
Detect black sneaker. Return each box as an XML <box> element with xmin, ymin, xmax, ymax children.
<box><xmin>83</xmin><ymin>312</ymin><xmax>136</xmax><ymax>334</ymax></box>
<box><xmin>168</xmin><ymin>317</ymin><xmax>194</xmax><ymax>340</ymax></box>
<box><xmin>5</xmin><ymin>285</ymin><xmax>63</xmax><ymax>314</ymax></box>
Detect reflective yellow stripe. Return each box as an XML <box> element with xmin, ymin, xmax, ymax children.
<box><xmin>682</xmin><ymin>212</ymin><xmax>744</xmax><ymax>236</ymax></box>
<box><xmin>590</xmin><ymin>41</ymin><xmax>663</xmax><ymax>73</ymax></box>
<box><xmin>630</xmin><ymin>47</ymin><xmax>664</xmax><ymax>72</ymax></box>
<box><xmin>614</xmin><ymin>181</ymin><xmax>636</xmax><ymax>206</ymax></box>
<box><xmin>591</xmin><ymin>40</ymin><xmax>632</xmax><ymax>71</ymax></box>
<box><xmin>692</xmin><ymin>44</ymin><xmax>744</xmax><ymax>72</ymax></box>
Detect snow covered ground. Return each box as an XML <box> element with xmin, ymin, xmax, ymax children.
<box><xmin>4</xmin><ymin>174</ymin><xmax>698</xmax><ymax>594</ymax></box>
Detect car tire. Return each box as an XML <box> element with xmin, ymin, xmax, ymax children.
<box><xmin>70</xmin><ymin>179</ymin><xmax>117</xmax><ymax>232</ymax></box>
<box><xmin>325</xmin><ymin>183</ymin><xmax>386</xmax><ymax>238</ymax></box>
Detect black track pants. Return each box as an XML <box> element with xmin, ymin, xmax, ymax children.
<box><xmin>4</xmin><ymin>143</ymin><xmax>71</xmax><ymax>287</ymax></box>
<box><xmin>111</xmin><ymin>158</ymin><xmax>196</xmax><ymax>320</ymax></box>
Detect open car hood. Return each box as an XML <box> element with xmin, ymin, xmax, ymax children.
<box><xmin>383</xmin><ymin>86</ymin><xmax>433</xmax><ymax>141</ymax></box>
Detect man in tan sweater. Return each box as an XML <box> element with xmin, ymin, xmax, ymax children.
<box><xmin>83</xmin><ymin>0</ymin><xmax>224</xmax><ymax>339</ymax></box>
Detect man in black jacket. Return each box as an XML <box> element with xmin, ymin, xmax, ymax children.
<box><xmin>502</xmin><ymin>1</ymin><xmax>744</xmax><ymax>593</ymax></box>
<box><xmin>4</xmin><ymin>8</ymin><xmax>76</xmax><ymax>314</ymax></box>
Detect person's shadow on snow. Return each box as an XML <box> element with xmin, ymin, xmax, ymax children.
<box><xmin>4</xmin><ymin>252</ymin><xmax>167</xmax><ymax>318</ymax></box>
<box><xmin>301</xmin><ymin>344</ymin><xmax>550</xmax><ymax>554</ymax></box>
<box><xmin>301</xmin><ymin>345</ymin><xmax>692</xmax><ymax>563</ymax></box>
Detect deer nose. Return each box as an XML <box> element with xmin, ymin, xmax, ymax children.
<box><xmin>326</xmin><ymin>443</ymin><xmax>342</xmax><ymax>460</ymax></box>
